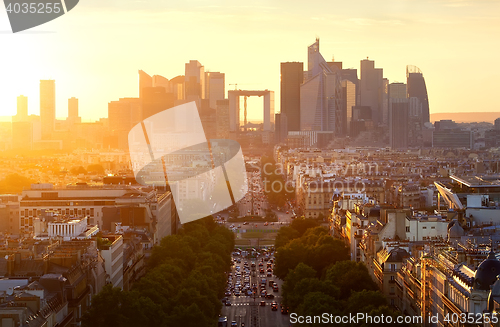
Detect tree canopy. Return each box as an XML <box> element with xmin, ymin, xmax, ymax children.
<box><xmin>275</xmin><ymin>219</ymin><xmax>412</xmax><ymax>326</ymax></box>
<box><xmin>82</xmin><ymin>216</ymin><xmax>234</xmax><ymax>327</ymax></box>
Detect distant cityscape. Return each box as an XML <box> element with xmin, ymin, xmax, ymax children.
<box><xmin>1</xmin><ymin>39</ymin><xmax>500</xmax><ymax>327</ymax></box>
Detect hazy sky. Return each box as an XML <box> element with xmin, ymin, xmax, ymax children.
<box><xmin>0</xmin><ymin>0</ymin><xmax>499</xmax><ymax>121</ymax></box>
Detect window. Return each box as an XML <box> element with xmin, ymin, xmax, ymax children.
<box><xmin>431</xmin><ymin>226</ymin><xmax>435</xmax><ymax>229</ymax></box>
<box><xmin>406</xmin><ymin>226</ymin><xmax>410</xmax><ymax>232</ymax></box>
<box><xmin>422</xmin><ymin>226</ymin><xmax>427</xmax><ymax>229</ymax></box>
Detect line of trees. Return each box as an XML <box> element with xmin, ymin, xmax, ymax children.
<box><xmin>261</xmin><ymin>156</ymin><xmax>295</xmax><ymax>208</ymax></box>
<box><xmin>275</xmin><ymin>218</ymin><xmax>413</xmax><ymax>327</ymax></box>
<box><xmin>82</xmin><ymin>217</ymin><xmax>234</xmax><ymax>327</ymax></box>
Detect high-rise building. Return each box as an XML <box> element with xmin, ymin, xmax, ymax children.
<box><xmin>382</xmin><ymin>78</ymin><xmax>389</xmax><ymax>125</ymax></box>
<box><xmin>389</xmin><ymin>82</ymin><xmax>409</xmax><ymax>149</ymax></box>
<box><xmin>152</xmin><ymin>75</ymin><xmax>171</xmax><ymax>93</ymax></box>
<box><xmin>389</xmin><ymin>82</ymin><xmax>407</xmax><ymax>100</ymax></box>
<box><xmin>138</xmin><ymin>70</ymin><xmax>153</xmax><ymax>99</ymax></box>
<box><xmin>205</xmin><ymin>72</ymin><xmax>225</xmax><ymax>109</ymax></box>
<box><xmin>216</xmin><ymin>99</ymin><xmax>230</xmax><ymax>139</ymax></box>
<box><xmin>495</xmin><ymin>118</ymin><xmax>500</xmax><ymax>131</ymax></box>
<box><xmin>68</xmin><ymin>97</ymin><xmax>80</xmax><ymax>124</ymax></box>
<box><xmin>40</xmin><ymin>80</ymin><xmax>55</xmax><ymax>140</ymax></box>
<box><xmin>108</xmin><ymin>98</ymin><xmax>142</xmax><ymax>149</ymax></box>
<box><xmin>142</xmin><ymin>87</ymin><xmax>175</xmax><ymax>120</ymax></box>
<box><xmin>341</xmin><ymin>80</ymin><xmax>356</xmax><ymax>136</ymax></box>
<box><xmin>185</xmin><ymin>60</ymin><xmax>205</xmax><ymax>100</ymax></box>
<box><xmin>280</xmin><ymin>62</ymin><xmax>303</xmax><ymax>131</ymax></box>
<box><xmin>274</xmin><ymin>112</ymin><xmax>288</xmax><ymax>144</ymax></box>
<box><xmin>16</xmin><ymin>95</ymin><xmax>28</xmax><ymax>122</ymax></box>
<box><xmin>406</xmin><ymin>65</ymin><xmax>430</xmax><ymax>124</ymax></box>
<box><xmin>170</xmin><ymin>75</ymin><xmax>185</xmax><ymax>102</ymax></box>
<box><xmin>300</xmin><ymin>39</ymin><xmax>342</xmax><ymax>133</ymax></box>
<box><xmin>360</xmin><ymin>59</ymin><xmax>384</xmax><ymax>125</ymax></box>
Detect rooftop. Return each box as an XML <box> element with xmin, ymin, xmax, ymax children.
<box><xmin>451</xmin><ymin>174</ymin><xmax>500</xmax><ymax>188</ymax></box>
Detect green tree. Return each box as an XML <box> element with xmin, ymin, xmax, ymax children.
<box><xmin>345</xmin><ymin>289</ymin><xmax>387</xmax><ymax>314</ymax></box>
<box><xmin>275</xmin><ymin>226</ymin><xmax>300</xmax><ymax>248</ymax></box>
<box><xmin>0</xmin><ymin>173</ymin><xmax>34</xmax><ymax>193</ymax></box>
<box><xmin>282</xmin><ymin>262</ymin><xmax>317</xmax><ymax>307</ymax></box>
<box><xmin>296</xmin><ymin>292</ymin><xmax>344</xmax><ymax>326</ymax></box>
<box><xmin>326</xmin><ymin>261</ymin><xmax>379</xmax><ymax>299</ymax></box>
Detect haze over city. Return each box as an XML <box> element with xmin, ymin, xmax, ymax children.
<box><xmin>1</xmin><ymin>0</ymin><xmax>500</xmax><ymax>121</ymax></box>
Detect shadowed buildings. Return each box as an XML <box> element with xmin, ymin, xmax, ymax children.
<box><xmin>389</xmin><ymin>82</ymin><xmax>409</xmax><ymax>149</ymax></box>
<box><xmin>360</xmin><ymin>59</ymin><xmax>384</xmax><ymax>126</ymax></box>
<box><xmin>280</xmin><ymin>62</ymin><xmax>303</xmax><ymax>131</ymax></box>
<box><xmin>300</xmin><ymin>39</ymin><xmax>342</xmax><ymax>134</ymax></box>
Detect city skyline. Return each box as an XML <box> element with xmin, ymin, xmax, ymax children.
<box><xmin>1</xmin><ymin>1</ymin><xmax>499</xmax><ymax>121</ymax></box>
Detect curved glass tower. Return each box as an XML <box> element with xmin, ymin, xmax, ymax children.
<box><xmin>406</xmin><ymin>65</ymin><xmax>429</xmax><ymax>123</ymax></box>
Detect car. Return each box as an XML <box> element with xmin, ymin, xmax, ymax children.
<box><xmin>265</xmin><ymin>293</ymin><xmax>275</xmax><ymax>299</ymax></box>
<box><xmin>281</xmin><ymin>306</ymin><xmax>289</xmax><ymax>314</ymax></box>
<box><xmin>225</xmin><ymin>290</ymin><xmax>232</xmax><ymax>296</ymax></box>
<box><xmin>231</xmin><ymin>321</ymin><xmax>237</xmax><ymax>326</ymax></box>
<box><xmin>268</xmin><ymin>280</ymin><xmax>274</xmax><ymax>287</ymax></box>
<box><xmin>267</xmin><ymin>272</ymin><xmax>272</xmax><ymax>277</ymax></box>
<box><xmin>260</xmin><ymin>301</ymin><xmax>266</xmax><ymax>306</ymax></box>
<box><xmin>225</xmin><ymin>300</ymin><xmax>232</xmax><ymax>306</ymax></box>
<box><xmin>271</xmin><ymin>302</ymin><xmax>278</xmax><ymax>311</ymax></box>
<box><xmin>222</xmin><ymin>297</ymin><xmax>228</xmax><ymax>303</ymax></box>
<box><xmin>273</xmin><ymin>285</ymin><xmax>279</xmax><ymax>292</ymax></box>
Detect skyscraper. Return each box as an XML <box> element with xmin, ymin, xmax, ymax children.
<box><xmin>170</xmin><ymin>75</ymin><xmax>185</xmax><ymax>102</ymax></box>
<box><xmin>300</xmin><ymin>39</ymin><xmax>342</xmax><ymax>133</ymax></box>
<box><xmin>274</xmin><ymin>112</ymin><xmax>288</xmax><ymax>144</ymax></box>
<box><xmin>15</xmin><ymin>95</ymin><xmax>28</xmax><ymax>122</ymax></box>
<box><xmin>142</xmin><ymin>87</ymin><xmax>175</xmax><ymax>120</ymax></box>
<box><xmin>406</xmin><ymin>65</ymin><xmax>429</xmax><ymax>124</ymax></box>
<box><xmin>138</xmin><ymin>70</ymin><xmax>153</xmax><ymax>99</ymax></box>
<box><xmin>205</xmin><ymin>72</ymin><xmax>225</xmax><ymax>109</ymax></box>
<box><xmin>216</xmin><ymin>99</ymin><xmax>230</xmax><ymax>139</ymax></box>
<box><xmin>108</xmin><ymin>98</ymin><xmax>141</xmax><ymax>149</ymax></box>
<box><xmin>360</xmin><ymin>59</ymin><xmax>384</xmax><ymax>125</ymax></box>
<box><xmin>68</xmin><ymin>97</ymin><xmax>80</xmax><ymax>123</ymax></box>
<box><xmin>280</xmin><ymin>62</ymin><xmax>303</xmax><ymax>131</ymax></box>
<box><xmin>341</xmin><ymin>80</ymin><xmax>356</xmax><ymax>136</ymax></box>
<box><xmin>185</xmin><ymin>60</ymin><xmax>205</xmax><ymax>100</ymax></box>
<box><xmin>389</xmin><ymin>82</ymin><xmax>409</xmax><ymax>149</ymax></box>
<box><xmin>153</xmin><ymin>75</ymin><xmax>170</xmax><ymax>92</ymax></box>
<box><xmin>40</xmin><ymin>80</ymin><xmax>55</xmax><ymax>139</ymax></box>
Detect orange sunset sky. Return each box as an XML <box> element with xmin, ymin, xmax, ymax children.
<box><xmin>0</xmin><ymin>0</ymin><xmax>499</xmax><ymax>122</ymax></box>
